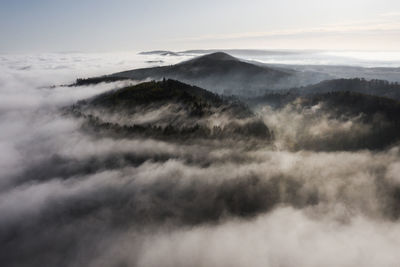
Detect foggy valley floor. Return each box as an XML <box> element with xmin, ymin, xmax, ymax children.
<box><xmin>1</xmin><ymin>51</ymin><xmax>400</xmax><ymax>267</ymax></box>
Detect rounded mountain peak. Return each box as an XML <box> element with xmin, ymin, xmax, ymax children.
<box><xmin>197</xmin><ymin>52</ymin><xmax>238</xmax><ymax>61</ymax></box>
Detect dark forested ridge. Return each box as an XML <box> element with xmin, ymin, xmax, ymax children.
<box><xmin>70</xmin><ymin>79</ymin><xmax>272</xmax><ymax>140</ymax></box>
<box><xmin>84</xmin><ymin>79</ymin><xmax>223</xmax><ymax>108</ymax></box>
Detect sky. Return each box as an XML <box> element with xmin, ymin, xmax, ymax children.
<box><xmin>1</xmin><ymin>0</ymin><xmax>400</xmax><ymax>52</ymax></box>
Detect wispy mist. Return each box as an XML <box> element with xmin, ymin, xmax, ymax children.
<box><xmin>1</xmin><ymin>52</ymin><xmax>400</xmax><ymax>267</ymax></box>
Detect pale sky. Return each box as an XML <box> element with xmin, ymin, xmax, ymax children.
<box><xmin>1</xmin><ymin>0</ymin><xmax>400</xmax><ymax>52</ymax></box>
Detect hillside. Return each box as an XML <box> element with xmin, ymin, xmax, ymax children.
<box><xmin>250</xmin><ymin>90</ymin><xmax>400</xmax><ymax>150</ymax></box>
<box><xmin>70</xmin><ymin>79</ymin><xmax>272</xmax><ymax>140</ymax></box>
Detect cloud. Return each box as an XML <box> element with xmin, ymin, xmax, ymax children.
<box><xmin>171</xmin><ymin>16</ymin><xmax>400</xmax><ymax>51</ymax></box>
<box><xmin>379</xmin><ymin>12</ymin><xmax>400</xmax><ymax>17</ymax></box>
<box><xmin>137</xmin><ymin>207</ymin><xmax>400</xmax><ymax>267</ymax></box>
<box><xmin>175</xmin><ymin>20</ymin><xmax>400</xmax><ymax>42</ymax></box>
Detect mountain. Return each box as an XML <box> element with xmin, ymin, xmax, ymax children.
<box><xmin>70</xmin><ymin>79</ymin><xmax>272</xmax><ymax>140</ymax></box>
<box><xmin>73</xmin><ymin>52</ymin><xmax>296</xmax><ymax>96</ymax></box>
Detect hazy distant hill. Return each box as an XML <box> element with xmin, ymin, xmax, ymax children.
<box><xmin>138</xmin><ymin>50</ymin><xmax>180</xmax><ymax>56</ymax></box>
<box><xmin>74</xmin><ymin>52</ymin><xmax>297</xmax><ymax>95</ymax></box>
<box><xmin>71</xmin><ymin>79</ymin><xmax>272</xmax><ymax>140</ymax></box>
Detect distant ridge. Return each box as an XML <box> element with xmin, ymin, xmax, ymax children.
<box><xmin>138</xmin><ymin>50</ymin><xmax>180</xmax><ymax>56</ymax></box>
<box><xmin>139</xmin><ymin>49</ymin><xmax>303</xmax><ymax>56</ymax></box>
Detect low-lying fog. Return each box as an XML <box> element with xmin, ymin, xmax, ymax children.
<box><xmin>1</xmin><ymin>51</ymin><xmax>400</xmax><ymax>267</ymax></box>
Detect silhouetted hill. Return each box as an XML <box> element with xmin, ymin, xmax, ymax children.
<box><xmin>70</xmin><ymin>79</ymin><xmax>272</xmax><ymax>140</ymax></box>
<box><xmin>73</xmin><ymin>52</ymin><xmax>294</xmax><ymax>95</ymax></box>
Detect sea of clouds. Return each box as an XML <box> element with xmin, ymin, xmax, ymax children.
<box><xmin>1</xmin><ymin>51</ymin><xmax>400</xmax><ymax>267</ymax></box>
